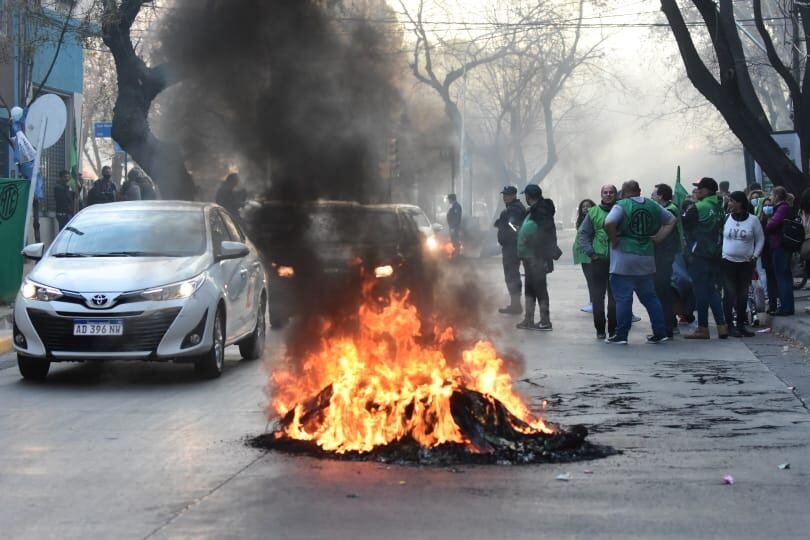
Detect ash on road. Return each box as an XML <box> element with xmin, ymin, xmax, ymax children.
<box><xmin>1</xmin><ymin>251</ymin><xmax>809</xmax><ymax>539</ymax></box>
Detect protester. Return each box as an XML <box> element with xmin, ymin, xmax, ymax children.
<box><xmin>683</xmin><ymin>177</ymin><xmax>728</xmax><ymax>339</ymax></box>
<box><xmin>121</xmin><ymin>169</ymin><xmax>142</xmax><ymax>201</ymax></box>
<box><xmin>53</xmin><ymin>170</ymin><xmax>75</xmax><ymax>231</ymax></box>
<box><xmin>651</xmin><ymin>183</ymin><xmax>681</xmax><ymax>338</ymax></box>
<box><xmin>719</xmin><ymin>181</ymin><xmax>730</xmax><ymax>198</ymax></box>
<box><xmin>137</xmin><ymin>174</ymin><xmax>159</xmax><ymax>200</ymax></box>
<box><xmin>577</xmin><ymin>185</ymin><xmax>618</xmax><ymax>339</ymax></box>
<box><xmin>516</xmin><ymin>184</ymin><xmax>558</xmax><ymax>331</ymax></box>
<box><xmin>604</xmin><ymin>180</ymin><xmax>676</xmax><ymax>344</ymax></box>
<box><xmin>446</xmin><ymin>193</ymin><xmax>462</xmax><ymax>253</ymax></box>
<box><xmin>722</xmin><ymin>191</ymin><xmax>765</xmax><ymax>337</ymax></box>
<box><xmin>494</xmin><ymin>186</ymin><xmax>526</xmax><ymax>314</ymax></box>
<box><xmin>87</xmin><ymin>166</ymin><xmax>118</xmax><ymax>205</ymax></box>
<box><xmin>765</xmin><ymin>186</ymin><xmax>795</xmax><ymax>315</ymax></box>
<box><xmin>573</xmin><ymin>198</ymin><xmax>596</xmax><ymax>314</ymax></box>
<box><xmin>760</xmin><ymin>197</ymin><xmax>779</xmax><ymax>314</ymax></box>
<box><xmin>798</xmin><ymin>188</ymin><xmax>810</xmax><ymax>285</ymax></box>
<box><xmin>216</xmin><ymin>173</ymin><xmax>247</xmax><ymax>216</ymax></box>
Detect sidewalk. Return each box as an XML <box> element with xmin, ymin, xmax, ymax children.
<box><xmin>768</xmin><ymin>289</ymin><xmax>810</xmax><ymax>346</ymax></box>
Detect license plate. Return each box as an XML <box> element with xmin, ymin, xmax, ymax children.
<box><xmin>73</xmin><ymin>320</ymin><xmax>123</xmax><ymax>336</ymax></box>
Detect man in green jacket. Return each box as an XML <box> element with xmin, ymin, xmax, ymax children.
<box><xmin>604</xmin><ymin>180</ymin><xmax>677</xmax><ymax>344</ymax></box>
<box><xmin>517</xmin><ymin>184</ymin><xmax>557</xmax><ymax>331</ymax></box>
<box><xmin>576</xmin><ymin>184</ymin><xmax>618</xmax><ymax>339</ymax></box>
<box><xmin>682</xmin><ymin>177</ymin><xmax>728</xmax><ymax>339</ymax></box>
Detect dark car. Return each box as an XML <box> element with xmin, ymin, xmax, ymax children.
<box><xmin>247</xmin><ymin>201</ymin><xmax>435</xmax><ymax>327</ymax></box>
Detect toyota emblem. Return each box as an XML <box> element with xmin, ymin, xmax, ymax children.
<box><xmin>91</xmin><ymin>294</ymin><xmax>108</xmax><ymax>307</ymax></box>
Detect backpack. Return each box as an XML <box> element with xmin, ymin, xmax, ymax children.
<box><xmin>782</xmin><ymin>211</ymin><xmax>805</xmax><ymax>251</ymax></box>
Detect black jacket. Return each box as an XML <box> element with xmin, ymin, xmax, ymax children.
<box><xmin>528</xmin><ymin>198</ymin><xmax>561</xmax><ymax>270</ymax></box>
<box><xmin>54</xmin><ymin>182</ymin><xmax>74</xmax><ymax>214</ymax></box>
<box><xmin>495</xmin><ymin>199</ymin><xmax>526</xmax><ymax>247</ymax></box>
<box><xmin>447</xmin><ymin>202</ymin><xmax>462</xmax><ymax>230</ymax></box>
<box><xmin>88</xmin><ymin>178</ymin><xmax>117</xmax><ymax>205</ymax></box>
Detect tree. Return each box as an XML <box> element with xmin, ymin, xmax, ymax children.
<box><xmin>660</xmin><ymin>0</ymin><xmax>810</xmax><ymax>194</ymax></box>
<box><xmin>100</xmin><ymin>0</ymin><xmax>195</xmax><ymax>199</ymax></box>
<box><xmin>399</xmin><ymin>1</ymin><xmax>603</xmax><ymax>187</ymax></box>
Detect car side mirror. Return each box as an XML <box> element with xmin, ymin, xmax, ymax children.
<box><xmin>431</xmin><ymin>223</ymin><xmax>443</xmax><ymax>233</ymax></box>
<box><xmin>218</xmin><ymin>241</ymin><xmax>250</xmax><ymax>260</ymax></box>
<box><xmin>22</xmin><ymin>243</ymin><xmax>44</xmax><ymax>260</ymax></box>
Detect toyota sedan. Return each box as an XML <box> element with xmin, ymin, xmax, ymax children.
<box><xmin>12</xmin><ymin>201</ymin><xmax>267</xmax><ymax>380</ymax></box>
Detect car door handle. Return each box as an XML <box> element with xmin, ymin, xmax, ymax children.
<box><xmin>240</xmin><ymin>268</ymin><xmax>248</xmax><ymax>278</ymax></box>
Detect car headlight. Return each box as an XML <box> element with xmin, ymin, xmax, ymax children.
<box><xmin>141</xmin><ymin>273</ymin><xmax>206</xmax><ymax>301</ymax></box>
<box><xmin>277</xmin><ymin>265</ymin><xmax>295</xmax><ymax>278</ymax></box>
<box><xmin>426</xmin><ymin>235</ymin><xmax>439</xmax><ymax>252</ymax></box>
<box><xmin>21</xmin><ymin>279</ymin><xmax>63</xmax><ymax>301</ymax></box>
<box><xmin>374</xmin><ymin>265</ymin><xmax>394</xmax><ymax>279</ymax></box>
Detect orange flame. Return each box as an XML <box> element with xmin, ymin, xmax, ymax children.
<box><xmin>271</xmin><ymin>290</ymin><xmax>552</xmax><ymax>454</ymax></box>
<box><xmin>442</xmin><ymin>242</ymin><xmax>456</xmax><ymax>257</ymax></box>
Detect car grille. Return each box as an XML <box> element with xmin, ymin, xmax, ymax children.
<box><xmin>27</xmin><ymin>307</ymin><xmax>182</xmax><ymax>353</ymax></box>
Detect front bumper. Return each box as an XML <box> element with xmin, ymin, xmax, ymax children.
<box><xmin>12</xmin><ymin>284</ymin><xmax>218</xmax><ymax>361</ymax></box>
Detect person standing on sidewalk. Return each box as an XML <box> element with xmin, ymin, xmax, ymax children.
<box><xmin>651</xmin><ymin>183</ymin><xmax>681</xmax><ymax>338</ymax></box>
<box><xmin>683</xmin><ymin>177</ymin><xmax>729</xmax><ymax>339</ymax></box>
<box><xmin>573</xmin><ymin>198</ymin><xmax>596</xmax><ymax>314</ymax></box>
<box><xmin>577</xmin><ymin>185</ymin><xmax>618</xmax><ymax>340</ymax></box>
<box><xmin>516</xmin><ymin>184</ymin><xmax>557</xmax><ymax>331</ymax></box>
<box><xmin>722</xmin><ymin>191</ymin><xmax>764</xmax><ymax>337</ymax></box>
<box><xmin>494</xmin><ymin>186</ymin><xmax>526</xmax><ymax>314</ymax></box>
<box><xmin>604</xmin><ymin>180</ymin><xmax>676</xmax><ymax>344</ymax></box>
<box><xmin>765</xmin><ymin>186</ymin><xmax>796</xmax><ymax>316</ymax></box>
<box><xmin>446</xmin><ymin>194</ymin><xmax>463</xmax><ymax>254</ymax></box>
<box><xmin>53</xmin><ymin>170</ymin><xmax>75</xmax><ymax>231</ymax></box>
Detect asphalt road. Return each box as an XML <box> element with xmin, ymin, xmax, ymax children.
<box><xmin>2</xmin><ymin>245</ymin><xmax>810</xmax><ymax>539</ymax></box>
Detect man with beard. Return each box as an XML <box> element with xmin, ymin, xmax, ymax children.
<box><xmin>516</xmin><ymin>184</ymin><xmax>559</xmax><ymax>331</ymax></box>
<box><xmin>494</xmin><ymin>186</ymin><xmax>526</xmax><ymax>314</ymax></box>
<box><xmin>87</xmin><ymin>166</ymin><xmax>118</xmax><ymax>205</ymax></box>
<box><xmin>577</xmin><ymin>184</ymin><xmax>618</xmax><ymax>340</ymax></box>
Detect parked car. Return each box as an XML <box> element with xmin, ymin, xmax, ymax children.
<box><xmin>12</xmin><ymin>201</ymin><xmax>267</xmax><ymax>380</ymax></box>
<box><xmin>371</xmin><ymin>204</ymin><xmax>444</xmax><ymax>253</ymax></box>
<box><xmin>247</xmin><ymin>200</ymin><xmax>436</xmax><ymax>328</ymax></box>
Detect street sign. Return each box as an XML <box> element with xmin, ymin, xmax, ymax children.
<box><xmin>94</xmin><ymin>122</ymin><xmax>112</xmax><ymax>138</ymax></box>
<box><xmin>114</xmin><ymin>141</ymin><xmax>123</xmax><ymax>153</ymax></box>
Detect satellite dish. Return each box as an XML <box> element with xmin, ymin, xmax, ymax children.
<box><xmin>25</xmin><ymin>94</ymin><xmax>67</xmax><ymax>150</ymax></box>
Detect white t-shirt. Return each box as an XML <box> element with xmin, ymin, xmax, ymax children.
<box><xmin>722</xmin><ymin>213</ymin><xmax>765</xmax><ymax>263</ymax></box>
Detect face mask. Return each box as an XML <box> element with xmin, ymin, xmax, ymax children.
<box><xmin>751</xmin><ymin>197</ymin><xmax>760</xmax><ymax>207</ymax></box>
<box><xmin>763</xmin><ymin>206</ymin><xmax>774</xmax><ymax>216</ymax></box>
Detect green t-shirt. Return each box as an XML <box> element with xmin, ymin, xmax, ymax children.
<box><xmin>617</xmin><ymin>197</ymin><xmax>663</xmax><ymax>257</ymax></box>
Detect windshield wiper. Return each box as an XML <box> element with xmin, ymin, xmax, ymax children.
<box><xmin>64</xmin><ymin>226</ymin><xmax>84</xmax><ymax>235</ymax></box>
<box><xmin>52</xmin><ymin>252</ymin><xmax>93</xmax><ymax>258</ymax></box>
<box><xmin>93</xmin><ymin>251</ymin><xmax>178</xmax><ymax>257</ymax></box>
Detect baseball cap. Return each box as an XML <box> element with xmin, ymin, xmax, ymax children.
<box><xmin>692</xmin><ymin>177</ymin><xmax>718</xmax><ymax>193</ymax></box>
<box><xmin>521</xmin><ymin>184</ymin><xmax>542</xmax><ymax>197</ymax></box>
<box><xmin>500</xmin><ymin>186</ymin><xmax>517</xmax><ymax>195</ymax></box>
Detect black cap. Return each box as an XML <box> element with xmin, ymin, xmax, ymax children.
<box><xmin>521</xmin><ymin>184</ymin><xmax>542</xmax><ymax>197</ymax></box>
<box><xmin>500</xmin><ymin>186</ymin><xmax>517</xmax><ymax>195</ymax></box>
<box><xmin>692</xmin><ymin>177</ymin><xmax>718</xmax><ymax>193</ymax></box>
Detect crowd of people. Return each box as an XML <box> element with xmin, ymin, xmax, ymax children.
<box><xmin>496</xmin><ymin>177</ymin><xmax>808</xmax><ymax>344</ymax></box>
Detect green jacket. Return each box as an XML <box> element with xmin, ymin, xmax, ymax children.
<box><xmin>617</xmin><ymin>197</ymin><xmax>662</xmax><ymax>257</ymax></box>
<box><xmin>518</xmin><ymin>214</ymin><xmax>539</xmax><ymax>259</ymax></box>
<box><xmin>683</xmin><ymin>194</ymin><xmax>724</xmax><ymax>259</ymax></box>
<box><xmin>587</xmin><ymin>205</ymin><xmax>610</xmax><ymax>259</ymax></box>
<box><xmin>573</xmin><ymin>221</ymin><xmax>590</xmax><ymax>264</ymax></box>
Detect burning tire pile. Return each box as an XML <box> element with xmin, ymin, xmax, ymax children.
<box><xmin>249</xmin><ymin>290</ymin><xmax>615</xmax><ymax>465</ymax></box>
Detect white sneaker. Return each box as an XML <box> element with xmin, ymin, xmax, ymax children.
<box><xmin>580</xmin><ymin>303</ymin><xmax>593</xmax><ymax>313</ymax></box>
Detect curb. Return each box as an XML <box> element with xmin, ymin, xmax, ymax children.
<box><xmin>770</xmin><ymin>315</ymin><xmax>810</xmax><ymax>349</ymax></box>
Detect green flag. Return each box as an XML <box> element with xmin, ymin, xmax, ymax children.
<box><xmin>0</xmin><ymin>178</ymin><xmax>31</xmax><ymax>302</ymax></box>
<box><xmin>674</xmin><ymin>166</ymin><xmax>689</xmax><ymax>208</ymax></box>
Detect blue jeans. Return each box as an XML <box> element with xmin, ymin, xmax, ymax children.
<box><xmin>688</xmin><ymin>256</ymin><xmax>726</xmax><ymax>327</ymax></box>
<box><xmin>771</xmin><ymin>248</ymin><xmax>795</xmax><ymax>314</ymax></box>
<box><xmin>609</xmin><ymin>274</ymin><xmax>668</xmax><ymax>341</ymax></box>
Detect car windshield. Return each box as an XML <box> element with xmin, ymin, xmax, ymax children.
<box><xmin>410</xmin><ymin>211</ymin><xmax>431</xmax><ymax>229</ymax></box>
<box><xmin>50</xmin><ymin>209</ymin><xmax>206</xmax><ymax>257</ymax></box>
<box><xmin>264</xmin><ymin>206</ymin><xmax>399</xmax><ymax>245</ymax></box>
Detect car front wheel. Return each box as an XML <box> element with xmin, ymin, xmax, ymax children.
<box><xmin>195</xmin><ymin>310</ymin><xmax>225</xmax><ymax>379</ymax></box>
<box><xmin>239</xmin><ymin>296</ymin><xmax>266</xmax><ymax>361</ymax></box>
<box><xmin>18</xmin><ymin>354</ymin><xmax>50</xmax><ymax>381</ymax></box>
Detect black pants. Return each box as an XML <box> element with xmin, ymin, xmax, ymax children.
<box><xmin>722</xmin><ymin>259</ymin><xmax>753</xmax><ymax>327</ymax></box>
<box><xmin>56</xmin><ymin>212</ymin><xmax>73</xmax><ymax>231</ymax></box>
<box><xmin>583</xmin><ymin>258</ymin><xmax>615</xmax><ymax>336</ymax></box>
<box><xmin>762</xmin><ymin>248</ymin><xmax>779</xmax><ymax>311</ymax></box>
<box><xmin>502</xmin><ymin>246</ymin><xmax>522</xmax><ymax>296</ymax></box>
<box><xmin>654</xmin><ymin>254</ymin><xmax>676</xmax><ymax>337</ymax></box>
<box><xmin>523</xmin><ymin>256</ymin><xmax>550</xmax><ymax>324</ymax></box>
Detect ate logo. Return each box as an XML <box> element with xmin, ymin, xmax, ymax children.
<box><xmin>629</xmin><ymin>207</ymin><xmax>655</xmax><ymax>236</ymax></box>
<box><xmin>0</xmin><ymin>184</ymin><xmax>20</xmax><ymax>224</ymax></box>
